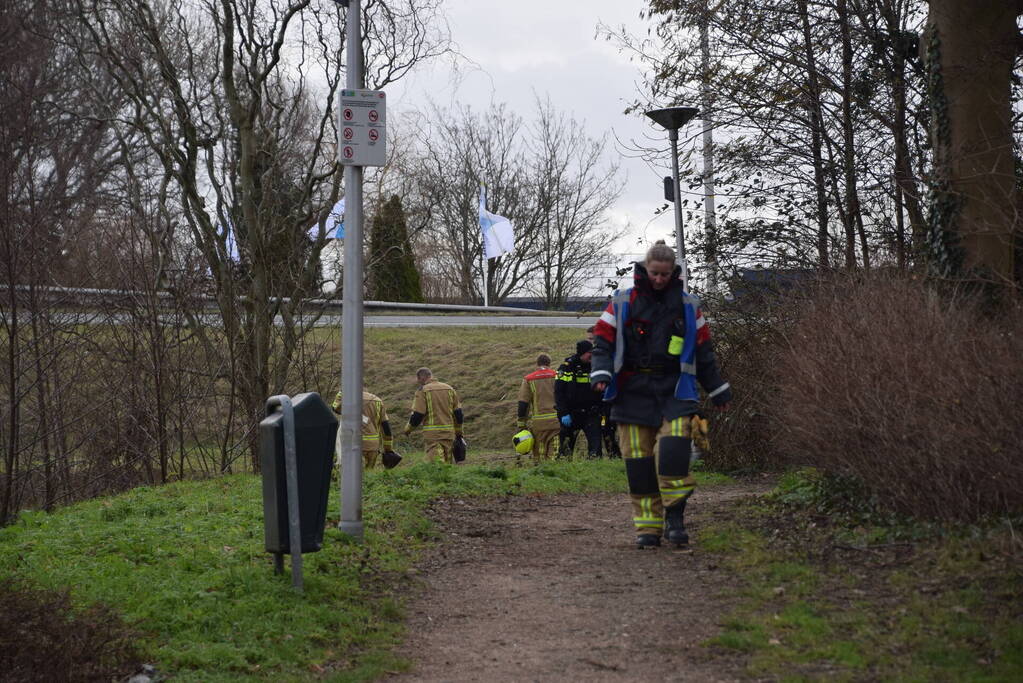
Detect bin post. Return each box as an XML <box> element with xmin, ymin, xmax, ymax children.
<box><xmin>265</xmin><ymin>395</ymin><xmax>303</xmax><ymax>592</ymax></box>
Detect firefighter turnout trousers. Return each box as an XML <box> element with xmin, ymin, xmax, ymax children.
<box><xmin>618</xmin><ymin>416</ymin><xmax>701</xmax><ymax>537</ymax></box>
<box><xmin>425</xmin><ymin>433</ymin><xmax>455</xmax><ymax>464</ymax></box>
<box><xmin>334</xmin><ymin>425</ymin><xmax>385</xmax><ymax>469</ymax></box>
<box><xmin>530</xmin><ymin>426</ymin><xmax>560</xmax><ymax>463</ymax></box>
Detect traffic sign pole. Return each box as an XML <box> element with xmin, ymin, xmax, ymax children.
<box><xmin>338</xmin><ymin>0</ymin><xmax>365</xmax><ymax>540</ymax></box>
<box><xmin>338</xmin><ymin>89</ymin><xmax>386</xmax><ymax>166</ymax></box>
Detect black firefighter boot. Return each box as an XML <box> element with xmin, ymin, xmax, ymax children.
<box><xmin>636</xmin><ymin>533</ymin><xmax>661</xmax><ymax>549</ymax></box>
<box><xmin>664</xmin><ymin>500</ymin><xmax>689</xmax><ymax>547</ymax></box>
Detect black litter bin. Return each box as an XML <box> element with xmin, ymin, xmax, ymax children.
<box><xmin>260</xmin><ymin>392</ymin><xmax>338</xmax><ymax>554</ymax></box>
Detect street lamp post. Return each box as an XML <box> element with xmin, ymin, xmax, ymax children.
<box><xmin>645</xmin><ymin>106</ymin><xmax>699</xmax><ymax>290</ymax></box>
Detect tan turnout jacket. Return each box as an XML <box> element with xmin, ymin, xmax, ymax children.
<box><xmin>332</xmin><ymin>390</ymin><xmax>392</xmax><ymax>452</ymax></box>
<box><xmin>361</xmin><ymin>391</ymin><xmax>391</xmax><ymax>452</ymax></box>
<box><xmin>411</xmin><ymin>379</ymin><xmax>461</xmax><ymax>438</ymax></box>
<box><xmin>517</xmin><ymin>368</ymin><xmax>559</xmax><ymax>431</ymax></box>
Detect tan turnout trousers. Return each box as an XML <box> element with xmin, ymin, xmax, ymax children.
<box><xmin>617</xmin><ymin>416</ymin><xmax>702</xmax><ymax>536</ymax></box>
<box><xmin>412</xmin><ymin>380</ymin><xmax>461</xmax><ymax>464</ymax></box>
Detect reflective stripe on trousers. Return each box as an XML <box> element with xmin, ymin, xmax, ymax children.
<box><xmin>619</xmin><ymin>418</ymin><xmax>697</xmax><ymax>535</ymax></box>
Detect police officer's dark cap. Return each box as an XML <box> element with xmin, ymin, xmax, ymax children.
<box><xmin>576</xmin><ymin>340</ymin><xmax>593</xmax><ymax>355</ymax></box>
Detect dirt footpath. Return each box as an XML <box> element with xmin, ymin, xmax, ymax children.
<box><xmin>389</xmin><ymin>481</ymin><xmax>771</xmax><ymax>682</ymax></box>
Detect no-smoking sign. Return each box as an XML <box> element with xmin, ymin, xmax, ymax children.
<box><xmin>337</xmin><ymin>89</ymin><xmax>386</xmax><ymax>166</ymax></box>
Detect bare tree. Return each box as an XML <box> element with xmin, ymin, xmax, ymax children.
<box><xmin>0</xmin><ymin>0</ymin><xmax>127</xmax><ymax>522</ymax></box>
<box><xmin>607</xmin><ymin>0</ymin><xmax>936</xmax><ymax>275</ymax></box>
<box><xmin>528</xmin><ymin>97</ymin><xmax>623</xmax><ymax>308</ymax></box>
<box><xmin>69</xmin><ymin>0</ymin><xmax>450</xmax><ymax>466</ymax></box>
<box><xmin>402</xmin><ymin>99</ymin><xmax>623</xmax><ymax>306</ymax></box>
<box><xmin>402</xmin><ymin>102</ymin><xmax>536</xmax><ymax>303</ymax></box>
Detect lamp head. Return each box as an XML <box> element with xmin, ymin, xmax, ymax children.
<box><xmin>645</xmin><ymin>106</ymin><xmax>699</xmax><ymax>131</ymax></box>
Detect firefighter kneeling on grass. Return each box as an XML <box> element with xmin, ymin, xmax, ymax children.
<box><xmin>403</xmin><ymin>367</ymin><xmax>466</xmax><ymax>464</ymax></box>
<box><xmin>514</xmin><ymin>354</ymin><xmax>559</xmax><ymax>465</ymax></box>
<box><xmin>590</xmin><ymin>240</ymin><xmax>732</xmax><ymax>549</ymax></box>
<box><xmin>332</xmin><ymin>389</ymin><xmax>401</xmax><ymax>469</ymax></box>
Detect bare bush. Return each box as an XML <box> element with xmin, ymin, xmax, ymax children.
<box><xmin>773</xmin><ymin>275</ymin><xmax>1023</xmax><ymax>521</ymax></box>
<box><xmin>706</xmin><ymin>299</ymin><xmax>793</xmax><ymax>472</ymax></box>
<box><xmin>0</xmin><ymin>578</ymin><xmax>141</xmax><ymax>682</ymax></box>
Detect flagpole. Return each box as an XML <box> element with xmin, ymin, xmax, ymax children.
<box><xmin>479</xmin><ymin>183</ymin><xmax>487</xmax><ymax>307</ymax></box>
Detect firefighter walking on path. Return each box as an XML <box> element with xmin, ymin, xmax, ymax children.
<box><xmin>591</xmin><ymin>240</ymin><xmax>732</xmax><ymax>549</ymax></box>
<box><xmin>332</xmin><ymin>389</ymin><xmax>395</xmax><ymax>469</ymax></box>
<box><xmin>516</xmin><ymin>354</ymin><xmax>560</xmax><ymax>465</ymax></box>
<box><xmin>403</xmin><ymin>367</ymin><xmax>465</xmax><ymax>464</ymax></box>
<box><xmin>555</xmin><ymin>340</ymin><xmax>603</xmax><ymax>459</ymax></box>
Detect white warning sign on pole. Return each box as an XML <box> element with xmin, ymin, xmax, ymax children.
<box><xmin>337</xmin><ymin>89</ymin><xmax>386</xmax><ymax>167</ymax></box>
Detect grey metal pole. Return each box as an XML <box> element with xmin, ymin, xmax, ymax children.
<box><xmin>700</xmin><ymin>3</ymin><xmax>718</xmax><ymax>295</ymax></box>
<box><xmin>267</xmin><ymin>395</ymin><xmax>303</xmax><ymax>591</ymax></box>
<box><xmin>338</xmin><ymin>0</ymin><xmax>364</xmax><ymax>540</ymax></box>
<box><xmin>668</xmin><ymin>128</ymin><xmax>688</xmax><ymax>291</ymax></box>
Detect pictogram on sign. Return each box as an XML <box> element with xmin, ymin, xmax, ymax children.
<box><xmin>337</xmin><ymin>89</ymin><xmax>386</xmax><ymax>166</ymax></box>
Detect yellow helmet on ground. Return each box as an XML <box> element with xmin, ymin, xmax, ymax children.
<box><xmin>512</xmin><ymin>429</ymin><xmax>534</xmax><ymax>455</ymax></box>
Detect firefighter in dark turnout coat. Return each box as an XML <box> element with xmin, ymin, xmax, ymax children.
<box><xmin>555</xmin><ymin>340</ymin><xmax>603</xmax><ymax>459</ymax></box>
<box><xmin>591</xmin><ymin>241</ymin><xmax>732</xmax><ymax>548</ymax></box>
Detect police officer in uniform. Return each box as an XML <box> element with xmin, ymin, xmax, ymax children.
<box><xmin>589</xmin><ymin>325</ymin><xmax>621</xmax><ymax>459</ymax></box>
<box><xmin>555</xmin><ymin>340</ymin><xmax>603</xmax><ymax>459</ymax></box>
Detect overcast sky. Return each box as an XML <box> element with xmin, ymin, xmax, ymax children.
<box><xmin>388</xmin><ymin>0</ymin><xmax>689</xmax><ymax>267</ymax></box>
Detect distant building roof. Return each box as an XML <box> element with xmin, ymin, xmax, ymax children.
<box><xmin>728</xmin><ymin>267</ymin><xmax>817</xmax><ymax>301</ymax></box>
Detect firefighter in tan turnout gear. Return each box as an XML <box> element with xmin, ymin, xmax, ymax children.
<box><xmin>516</xmin><ymin>354</ymin><xmax>559</xmax><ymax>464</ymax></box>
<box><xmin>332</xmin><ymin>390</ymin><xmax>395</xmax><ymax>469</ymax></box>
<box><xmin>403</xmin><ymin>367</ymin><xmax>465</xmax><ymax>464</ymax></box>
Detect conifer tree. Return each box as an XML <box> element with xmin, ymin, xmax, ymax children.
<box><xmin>369</xmin><ymin>195</ymin><xmax>424</xmax><ymax>302</ymax></box>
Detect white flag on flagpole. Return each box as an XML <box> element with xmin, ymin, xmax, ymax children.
<box><xmin>223</xmin><ymin>220</ymin><xmax>240</xmax><ymax>261</ymax></box>
<box><xmin>479</xmin><ymin>186</ymin><xmax>514</xmax><ymax>259</ymax></box>
<box><xmin>308</xmin><ymin>197</ymin><xmax>346</xmax><ymax>240</ymax></box>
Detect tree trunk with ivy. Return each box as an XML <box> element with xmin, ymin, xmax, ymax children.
<box><xmin>925</xmin><ymin>0</ymin><xmax>1023</xmax><ymax>288</ymax></box>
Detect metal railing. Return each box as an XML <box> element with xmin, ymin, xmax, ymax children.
<box><xmin>1</xmin><ymin>284</ymin><xmax>576</xmax><ymax>315</ymax></box>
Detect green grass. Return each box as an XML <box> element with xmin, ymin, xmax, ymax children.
<box><xmin>1</xmin><ymin>456</ymin><xmax>725</xmax><ymax>681</ymax></box>
<box><xmin>698</xmin><ymin>469</ymin><xmax>1023</xmax><ymax>681</ymax></box>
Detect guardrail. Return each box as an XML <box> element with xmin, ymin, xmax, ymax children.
<box><xmin>1</xmin><ymin>284</ymin><xmax>579</xmax><ymax>316</ymax></box>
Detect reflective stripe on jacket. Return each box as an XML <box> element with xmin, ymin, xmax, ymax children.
<box><xmin>412</xmin><ymin>380</ymin><xmax>461</xmax><ymax>434</ymax></box>
<box><xmin>518</xmin><ymin>368</ymin><xmax>559</xmax><ymax>428</ymax></box>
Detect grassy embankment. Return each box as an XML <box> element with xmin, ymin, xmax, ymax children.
<box><xmin>0</xmin><ymin>459</ymin><xmax>715</xmax><ymax>680</ymax></box>
<box><xmin>3</xmin><ymin>323</ymin><xmax>1021</xmax><ymax>680</ymax></box>
<box><xmin>317</xmin><ymin>324</ymin><xmax>599</xmax><ymax>454</ymax></box>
